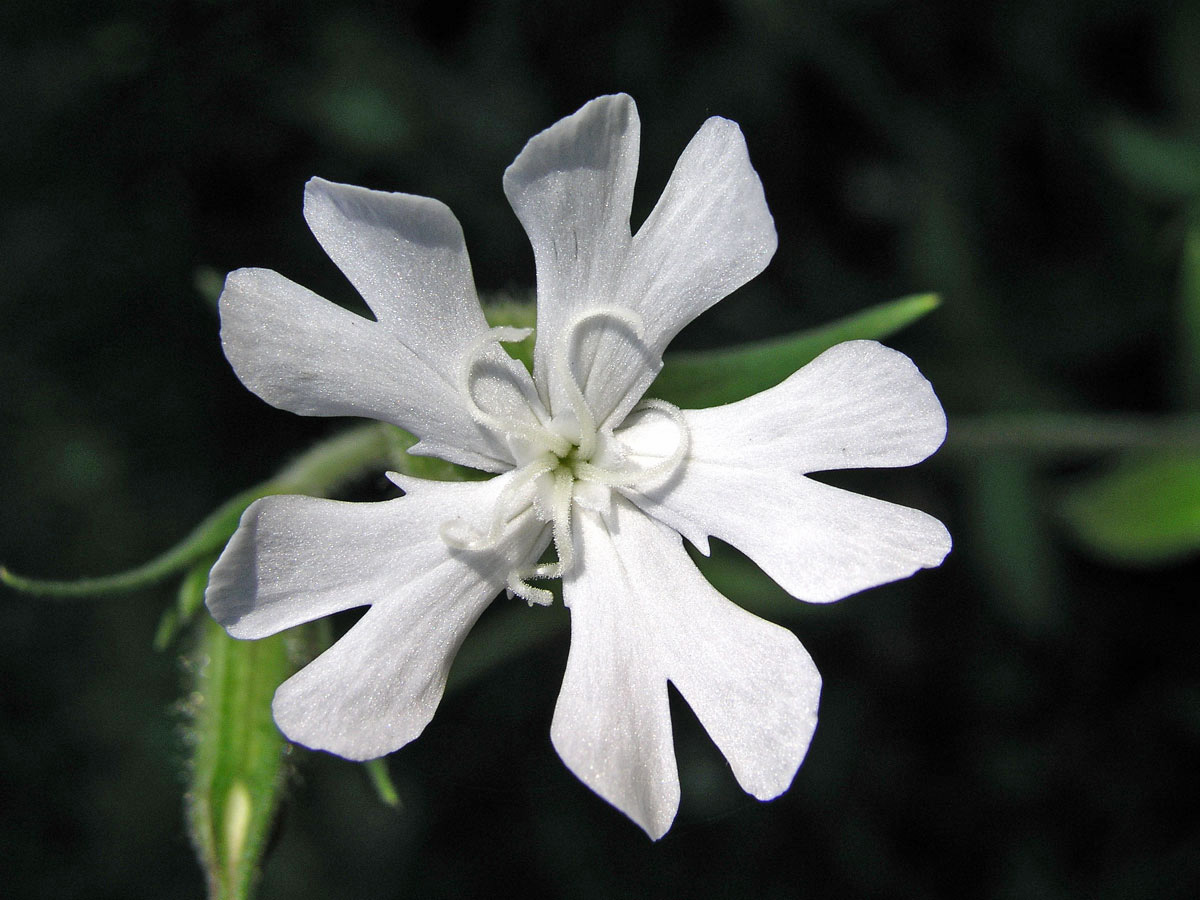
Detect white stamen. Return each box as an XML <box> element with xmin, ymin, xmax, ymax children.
<box><xmin>554</xmin><ymin>307</ymin><xmax>645</xmax><ymax>458</ymax></box>
<box><xmin>439</xmin><ymin>454</ymin><xmax>558</xmax><ymax>554</ymax></box>
<box><xmin>460</xmin><ymin>327</ymin><xmax>571</xmax><ymax>457</ymax></box>
<box><xmin>492</xmin><ymin>455</ymin><xmax>557</xmax><ymax>529</ymax></box>
<box><xmin>575</xmin><ymin>398</ymin><xmax>690</xmax><ymax>488</ymax></box>
<box><xmin>442</xmin><ymin>313</ymin><xmax>689</xmax><ymax>609</ymax></box>
<box><xmin>533</xmin><ymin>467</ymin><xmax>576</xmax><ymax>579</ymax></box>
<box><xmin>507</xmin><ymin>571</ymin><xmax>554</xmax><ymax>607</ymax></box>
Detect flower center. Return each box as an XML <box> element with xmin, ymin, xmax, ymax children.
<box><xmin>439</xmin><ymin>310</ymin><xmax>690</xmax><ymax>606</ymax></box>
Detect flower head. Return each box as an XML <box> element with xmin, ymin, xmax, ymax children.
<box><xmin>206</xmin><ymin>94</ymin><xmax>951</xmax><ymax>839</ymax></box>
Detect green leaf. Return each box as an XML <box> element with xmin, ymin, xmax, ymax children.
<box><xmin>186</xmin><ymin>617</ymin><xmax>304</xmax><ymax>900</ymax></box>
<box><xmin>1101</xmin><ymin>117</ymin><xmax>1200</xmax><ymax>201</ymax></box>
<box><xmin>1061</xmin><ymin>454</ymin><xmax>1200</xmax><ymax>565</ymax></box>
<box><xmin>650</xmin><ymin>293</ymin><xmax>940</xmax><ymax>408</ymax></box>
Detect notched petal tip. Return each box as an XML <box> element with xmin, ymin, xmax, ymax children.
<box><xmin>270</xmin><ymin>678</ymin><xmax>403</xmax><ymax>763</ymax></box>
<box><xmin>503</xmin><ymin>93</ymin><xmax>639</xmax><ymax>193</ymax></box>
<box><xmin>550</xmin><ymin>714</ymin><xmax>680</xmax><ymax>841</ymax></box>
<box><xmin>793</xmin><ymin>501</ymin><xmax>952</xmax><ymax>606</ymax></box>
<box><xmin>688</xmin><ymin>115</ymin><xmax>778</xmax><ymax>252</ymax></box>
<box><xmin>203</xmin><ymin>498</ymin><xmax>268</xmax><ymax>638</ymax></box>
<box><xmin>825</xmin><ymin>339</ymin><xmax>948</xmax><ymax>461</ymax></box>
<box><xmin>216</xmin><ymin>266</ymin><xmax>278</xmax><ymax>312</ymax></box>
<box><xmin>643</xmin><ymin>809</ymin><xmax>675</xmax><ymax>842</ymax></box>
<box><xmin>303</xmin><ymin>177</ymin><xmax>468</xmax><ymax>255</ymax></box>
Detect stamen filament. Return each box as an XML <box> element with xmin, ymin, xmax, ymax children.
<box><xmin>533</xmin><ymin>467</ymin><xmax>576</xmax><ymax>579</ymax></box>
<box><xmin>507</xmin><ymin>572</ymin><xmax>554</xmax><ymax>607</ymax></box>
<box><xmin>438</xmin><ymin>455</ymin><xmax>557</xmax><ymax>553</ymax></box>
<box><xmin>575</xmin><ymin>398</ymin><xmax>691</xmax><ymax>488</ymax></box>
<box><xmin>460</xmin><ymin>327</ymin><xmax>572</xmax><ymax>457</ymax></box>
<box><xmin>555</xmin><ymin>307</ymin><xmax>646</xmax><ymax>458</ymax></box>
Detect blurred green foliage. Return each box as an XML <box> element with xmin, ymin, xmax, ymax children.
<box><xmin>2</xmin><ymin>1</ymin><xmax>1198</xmax><ymax>899</ymax></box>
<box><xmin>1061</xmin><ymin>454</ymin><xmax>1200</xmax><ymax>564</ymax></box>
<box><xmin>650</xmin><ymin>293</ymin><xmax>940</xmax><ymax>408</ymax></box>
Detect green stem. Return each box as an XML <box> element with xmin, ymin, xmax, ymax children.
<box><xmin>1</xmin><ymin>423</ymin><xmax>415</xmax><ymax>597</ymax></box>
<box><xmin>363</xmin><ymin>758</ymin><xmax>402</xmax><ymax>809</ymax></box>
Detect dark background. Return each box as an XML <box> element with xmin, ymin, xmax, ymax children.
<box><xmin>2</xmin><ymin>1</ymin><xmax>1198</xmax><ymax>897</ymax></box>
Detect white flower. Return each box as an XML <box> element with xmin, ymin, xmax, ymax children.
<box><xmin>206</xmin><ymin>94</ymin><xmax>951</xmax><ymax>839</ymax></box>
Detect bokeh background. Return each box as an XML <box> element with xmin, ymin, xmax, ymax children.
<box><xmin>3</xmin><ymin>0</ymin><xmax>1198</xmax><ymax>897</ymax></box>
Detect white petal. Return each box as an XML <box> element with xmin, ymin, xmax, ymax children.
<box><xmin>655</xmin><ymin>474</ymin><xmax>950</xmax><ymax>604</ymax></box>
<box><xmin>219</xmin><ymin>265</ymin><xmax>541</xmax><ymax>472</ymax></box>
<box><xmin>603</xmin><ymin>116</ymin><xmax>778</xmax><ymax>423</ymax></box>
<box><xmin>206</xmin><ymin>473</ymin><xmax>543</xmax><ymax>639</ymax></box>
<box><xmin>207</xmin><ymin>474</ymin><xmax>549</xmax><ymax>760</ymax></box>
<box><xmin>503</xmin><ymin>94</ymin><xmax>640</xmax><ymax>418</ymax></box>
<box><xmin>686</xmin><ymin>340</ymin><xmax>946</xmax><ymax>472</ymax></box>
<box><xmin>552</xmin><ymin>501</ymin><xmax>678</xmax><ymax>840</ymax></box>
<box><xmin>627</xmin><ymin>117</ymin><xmax>776</xmax><ymax>334</ymax></box>
<box><xmin>553</xmin><ymin>497</ymin><xmax>821</xmax><ymax>838</ymax></box>
<box><xmin>503</xmin><ymin>94</ymin><xmax>638</xmax><ymax>328</ymax></box>
<box><xmin>207</xmin><ymin>493</ymin><xmax>409</xmax><ymax>639</ymax></box>
<box><xmin>652</xmin><ymin>551</ymin><xmax>821</xmax><ymax>802</ymax></box>
<box><xmin>302</xmin><ymin>178</ymin><xmax>484</xmax><ymax>343</ymax></box>
<box><xmin>621</xmin><ymin>341</ymin><xmax>950</xmax><ymax>602</ymax></box>
<box><xmin>505</xmin><ymin>98</ymin><xmax>776</xmax><ymax>429</ymax></box>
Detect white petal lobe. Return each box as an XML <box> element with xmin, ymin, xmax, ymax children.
<box><xmin>208</xmin><ymin>475</ymin><xmax>549</xmax><ymax>760</ymax></box>
<box><xmin>653</xmin><ymin>552</ymin><xmax>822</xmax><ymax>801</ymax></box>
<box><xmin>691</xmin><ymin>340</ymin><xmax>948</xmax><ymax>472</ymax></box>
<box><xmin>220</xmin><ymin>183</ymin><xmax>549</xmax><ymax>471</ymax></box>
<box><xmin>553</xmin><ymin>503</ymin><xmax>679</xmax><ymax>840</ymax></box>
<box><xmin>554</xmin><ymin>498</ymin><xmax>821</xmax><ymax>838</ymax></box>
<box><xmin>597</xmin><ymin>116</ymin><xmax>778</xmax><ymax>424</ymax></box>
<box><xmin>208</xmin><ymin>493</ymin><xmax>421</xmax><ymax>639</ymax></box>
<box><xmin>504</xmin><ymin>94</ymin><xmax>641</xmax><ymax>419</ymax></box>
<box><xmin>504</xmin><ymin>94</ymin><xmax>638</xmax><ymax>327</ymax></box>
<box><xmin>303</xmin><ymin>179</ymin><xmax>489</xmax><ymax>350</ymax></box>
<box><xmin>621</xmin><ymin>341</ymin><xmax>951</xmax><ymax>602</ymax></box>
